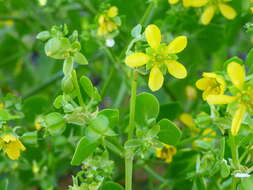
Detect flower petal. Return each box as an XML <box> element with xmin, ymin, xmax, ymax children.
<box><xmin>201</xmin><ymin>6</ymin><xmax>215</xmax><ymax>25</ymax></box>
<box><xmin>219</xmin><ymin>3</ymin><xmax>236</xmax><ymax>20</ymax></box>
<box><xmin>191</xmin><ymin>0</ymin><xmax>209</xmax><ymax>7</ymax></box>
<box><xmin>168</xmin><ymin>0</ymin><xmax>180</xmax><ymax>4</ymax></box>
<box><xmin>231</xmin><ymin>104</ymin><xmax>246</xmax><ymax>136</ymax></box>
<box><xmin>227</xmin><ymin>62</ymin><xmax>245</xmax><ymax>90</ymax></box>
<box><xmin>167</xmin><ymin>36</ymin><xmax>187</xmax><ymax>54</ymax></box>
<box><xmin>125</xmin><ymin>52</ymin><xmax>150</xmax><ymax>68</ymax></box>
<box><xmin>148</xmin><ymin>66</ymin><xmax>164</xmax><ymax>91</ymax></box>
<box><xmin>167</xmin><ymin>60</ymin><xmax>187</xmax><ymax>79</ymax></box>
<box><xmin>107</xmin><ymin>6</ymin><xmax>118</xmax><ymax>18</ymax></box>
<box><xmin>195</xmin><ymin>78</ymin><xmax>213</xmax><ymax>91</ymax></box>
<box><xmin>182</xmin><ymin>0</ymin><xmax>191</xmax><ymax>7</ymax></box>
<box><xmin>145</xmin><ymin>24</ymin><xmax>161</xmax><ymax>49</ymax></box>
<box><xmin>207</xmin><ymin>95</ymin><xmax>236</xmax><ymax>104</ymax></box>
<box><xmin>5</xmin><ymin>140</ymin><xmax>25</xmax><ymax>160</ymax></box>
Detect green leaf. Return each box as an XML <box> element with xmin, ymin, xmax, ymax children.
<box><xmin>71</xmin><ymin>136</ymin><xmax>100</xmax><ymax>166</ymax></box>
<box><xmin>220</xmin><ymin>160</ymin><xmax>230</xmax><ymax>178</ymax></box>
<box><xmin>158</xmin><ymin>102</ymin><xmax>182</xmax><ymax>121</ymax></box>
<box><xmin>135</xmin><ymin>92</ymin><xmax>159</xmax><ymax>127</ymax></box>
<box><xmin>53</xmin><ymin>95</ymin><xmax>63</xmax><ymax>109</ymax></box>
<box><xmin>241</xmin><ymin>175</ymin><xmax>253</xmax><ymax>190</ymax></box>
<box><xmin>131</xmin><ymin>24</ymin><xmax>142</xmax><ymax>38</ymax></box>
<box><xmin>44</xmin><ymin>112</ymin><xmax>66</xmax><ymax>136</ymax></box>
<box><xmin>98</xmin><ymin>109</ymin><xmax>119</xmax><ymax>129</ymax></box>
<box><xmin>36</xmin><ymin>31</ymin><xmax>51</xmax><ymax>41</ymax></box>
<box><xmin>61</xmin><ymin>75</ymin><xmax>74</xmax><ymax>93</ymax></box>
<box><xmin>101</xmin><ymin>181</ymin><xmax>124</xmax><ymax>190</ymax></box>
<box><xmin>80</xmin><ymin>76</ymin><xmax>94</xmax><ymax>97</ymax></box>
<box><xmin>158</xmin><ymin>119</ymin><xmax>182</xmax><ymax>145</ymax></box>
<box><xmin>74</xmin><ymin>52</ymin><xmax>88</xmax><ymax>65</ymax></box>
<box><xmin>89</xmin><ymin>115</ymin><xmax>116</xmax><ymax>136</ymax></box>
<box><xmin>124</xmin><ymin>139</ymin><xmax>142</xmax><ymax>150</ymax></box>
<box><xmin>45</xmin><ymin>37</ymin><xmax>71</xmax><ymax>59</ymax></box>
<box><xmin>21</xmin><ymin>131</ymin><xmax>37</xmax><ymax>145</ymax></box>
<box><xmin>63</xmin><ymin>56</ymin><xmax>73</xmax><ymax>76</ymax></box>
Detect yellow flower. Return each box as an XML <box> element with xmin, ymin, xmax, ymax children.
<box><xmin>97</xmin><ymin>6</ymin><xmax>120</xmax><ymax>36</ymax></box>
<box><xmin>125</xmin><ymin>24</ymin><xmax>187</xmax><ymax>91</ymax></box>
<box><xmin>34</xmin><ymin>117</ymin><xmax>44</xmax><ymax>131</ymax></box>
<box><xmin>179</xmin><ymin>113</ymin><xmax>196</xmax><ymax>129</ymax></box>
<box><xmin>202</xmin><ymin>128</ymin><xmax>216</xmax><ymax>141</ymax></box>
<box><xmin>206</xmin><ymin>62</ymin><xmax>251</xmax><ymax>136</ymax></box>
<box><xmin>169</xmin><ymin>0</ymin><xmax>201</xmax><ymax>7</ymax></box>
<box><xmin>186</xmin><ymin>85</ymin><xmax>197</xmax><ymax>100</ymax></box>
<box><xmin>197</xmin><ymin>0</ymin><xmax>236</xmax><ymax>25</ymax></box>
<box><xmin>0</xmin><ymin>134</ymin><xmax>26</xmax><ymax>160</ymax></box>
<box><xmin>156</xmin><ymin>144</ymin><xmax>177</xmax><ymax>163</ymax></box>
<box><xmin>196</xmin><ymin>72</ymin><xmax>226</xmax><ymax>100</ymax></box>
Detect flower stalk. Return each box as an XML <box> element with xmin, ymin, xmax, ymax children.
<box><xmin>125</xmin><ymin>70</ymin><xmax>138</xmax><ymax>190</ymax></box>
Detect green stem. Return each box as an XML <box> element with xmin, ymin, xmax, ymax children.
<box><xmin>72</xmin><ymin>70</ymin><xmax>84</xmax><ymax>106</ymax></box>
<box><xmin>125</xmin><ymin>70</ymin><xmax>138</xmax><ymax>190</ymax></box>
<box><xmin>128</xmin><ymin>71</ymin><xmax>138</xmax><ymax>140</ymax></box>
<box><xmin>104</xmin><ymin>139</ymin><xmax>124</xmax><ymax>158</ymax></box>
<box><xmin>139</xmin><ymin>1</ymin><xmax>155</xmax><ymax>25</ymax></box>
<box><xmin>229</xmin><ymin>132</ymin><xmax>240</xmax><ymax>190</ymax></box>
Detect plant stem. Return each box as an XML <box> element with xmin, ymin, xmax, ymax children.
<box><xmin>125</xmin><ymin>70</ymin><xmax>138</xmax><ymax>190</ymax></box>
<box><xmin>229</xmin><ymin>132</ymin><xmax>240</xmax><ymax>190</ymax></box>
<box><xmin>128</xmin><ymin>70</ymin><xmax>138</xmax><ymax>140</ymax></box>
<box><xmin>72</xmin><ymin>70</ymin><xmax>84</xmax><ymax>106</ymax></box>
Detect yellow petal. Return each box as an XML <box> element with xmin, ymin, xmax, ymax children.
<box><xmin>167</xmin><ymin>60</ymin><xmax>187</xmax><ymax>79</ymax></box>
<box><xmin>191</xmin><ymin>0</ymin><xmax>209</xmax><ymax>7</ymax></box>
<box><xmin>107</xmin><ymin>6</ymin><xmax>118</xmax><ymax>18</ymax></box>
<box><xmin>201</xmin><ymin>6</ymin><xmax>215</xmax><ymax>25</ymax></box>
<box><xmin>2</xmin><ymin>134</ymin><xmax>17</xmax><ymax>143</ymax></box>
<box><xmin>167</xmin><ymin>36</ymin><xmax>187</xmax><ymax>54</ymax></box>
<box><xmin>202</xmin><ymin>72</ymin><xmax>226</xmax><ymax>93</ymax></box>
<box><xmin>195</xmin><ymin>78</ymin><xmax>213</xmax><ymax>90</ymax></box>
<box><xmin>179</xmin><ymin>113</ymin><xmax>195</xmax><ymax>128</ymax></box>
<box><xmin>148</xmin><ymin>66</ymin><xmax>164</xmax><ymax>91</ymax></box>
<box><xmin>5</xmin><ymin>140</ymin><xmax>25</xmax><ymax>160</ymax></box>
<box><xmin>168</xmin><ymin>0</ymin><xmax>179</xmax><ymax>4</ymax></box>
<box><xmin>227</xmin><ymin>62</ymin><xmax>245</xmax><ymax>90</ymax></box>
<box><xmin>182</xmin><ymin>0</ymin><xmax>191</xmax><ymax>7</ymax></box>
<box><xmin>145</xmin><ymin>24</ymin><xmax>161</xmax><ymax>49</ymax></box>
<box><xmin>218</xmin><ymin>3</ymin><xmax>236</xmax><ymax>20</ymax></box>
<box><xmin>125</xmin><ymin>52</ymin><xmax>150</xmax><ymax>68</ymax></box>
<box><xmin>207</xmin><ymin>95</ymin><xmax>236</xmax><ymax>104</ymax></box>
<box><xmin>231</xmin><ymin>104</ymin><xmax>246</xmax><ymax>136</ymax></box>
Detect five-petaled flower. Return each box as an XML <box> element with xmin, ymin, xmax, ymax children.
<box><xmin>197</xmin><ymin>0</ymin><xmax>237</xmax><ymax>25</ymax></box>
<box><xmin>156</xmin><ymin>144</ymin><xmax>177</xmax><ymax>163</ymax></box>
<box><xmin>206</xmin><ymin>61</ymin><xmax>252</xmax><ymax>136</ymax></box>
<box><xmin>0</xmin><ymin>134</ymin><xmax>26</xmax><ymax>160</ymax></box>
<box><xmin>196</xmin><ymin>72</ymin><xmax>226</xmax><ymax>100</ymax></box>
<box><xmin>125</xmin><ymin>24</ymin><xmax>187</xmax><ymax>91</ymax></box>
<box><xmin>97</xmin><ymin>6</ymin><xmax>120</xmax><ymax>36</ymax></box>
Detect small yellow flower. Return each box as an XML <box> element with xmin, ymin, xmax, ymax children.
<box><xmin>125</xmin><ymin>24</ymin><xmax>187</xmax><ymax>91</ymax></box>
<box><xmin>34</xmin><ymin>117</ymin><xmax>44</xmax><ymax>130</ymax></box>
<box><xmin>156</xmin><ymin>144</ymin><xmax>177</xmax><ymax>163</ymax></box>
<box><xmin>0</xmin><ymin>134</ymin><xmax>26</xmax><ymax>160</ymax></box>
<box><xmin>197</xmin><ymin>0</ymin><xmax>237</xmax><ymax>25</ymax></box>
<box><xmin>186</xmin><ymin>85</ymin><xmax>197</xmax><ymax>100</ymax></box>
<box><xmin>169</xmin><ymin>0</ymin><xmax>213</xmax><ymax>8</ymax></box>
<box><xmin>179</xmin><ymin>113</ymin><xmax>196</xmax><ymax>129</ymax></box>
<box><xmin>196</xmin><ymin>72</ymin><xmax>226</xmax><ymax>100</ymax></box>
<box><xmin>206</xmin><ymin>62</ymin><xmax>251</xmax><ymax>136</ymax></box>
<box><xmin>202</xmin><ymin>128</ymin><xmax>216</xmax><ymax>141</ymax></box>
<box><xmin>97</xmin><ymin>6</ymin><xmax>120</xmax><ymax>36</ymax></box>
